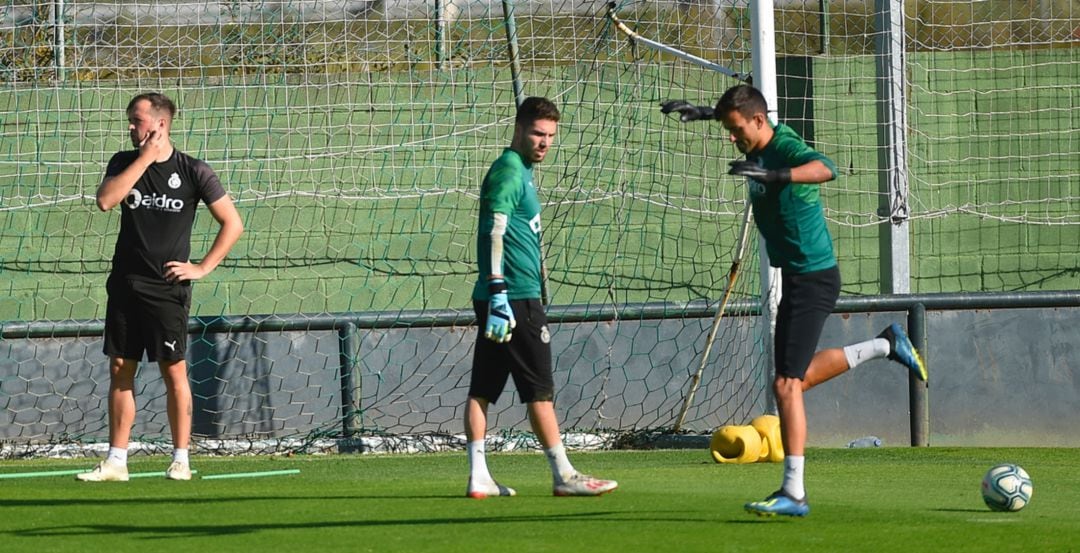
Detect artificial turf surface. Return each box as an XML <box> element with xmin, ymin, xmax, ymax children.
<box><xmin>1</xmin><ymin>448</ymin><xmax>1076</xmax><ymax>552</ymax></box>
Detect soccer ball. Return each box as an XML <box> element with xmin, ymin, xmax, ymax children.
<box><xmin>981</xmin><ymin>463</ymin><xmax>1033</xmax><ymax>512</ymax></box>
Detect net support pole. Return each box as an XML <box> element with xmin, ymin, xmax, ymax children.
<box><xmin>751</xmin><ymin>0</ymin><xmax>780</xmax><ymax>415</ymax></box>
<box><xmin>819</xmin><ymin>0</ymin><xmax>830</xmax><ymax>55</ymax></box>
<box><xmin>53</xmin><ymin>0</ymin><xmax>65</xmax><ymax>81</ymax></box>
<box><xmin>874</xmin><ymin>0</ymin><xmax>911</xmax><ymax>294</ymax></box>
<box><xmin>434</xmin><ymin>0</ymin><xmax>458</xmax><ymax>69</ymax></box>
<box><xmin>338</xmin><ymin>322</ymin><xmax>361</xmax><ymax>438</ymax></box>
<box><xmin>434</xmin><ymin>0</ymin><xmax>448</xmax><ymax>69</ymax></box>
<box><xmin>907</xmin><ymin>303</ymin><xmax>929</xmax><ymax>446</ymax></box>
<box><xmin>673</xmin><ymin>201</ymin><xmax>755</xmax><ymax>432</ymax></box>
<box><xmin>501</xmin><ymin>0</ymin><xmax>526</xmax><ymax>108</ymax></box>
<box><xmin>751</xmin><ymin>2</ymin><xmax>779</xmax><ymax>125</ymax></box>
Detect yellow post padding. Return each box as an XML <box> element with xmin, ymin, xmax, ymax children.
<box><xmin>709</xmin><ymin>425</ymin><xmax>762</xmax><ymax>464</ymax></box>
<box><xmin>750</xmin><ymin>414</ymin><xmax>785</xmax><ymax>463</ymax></box>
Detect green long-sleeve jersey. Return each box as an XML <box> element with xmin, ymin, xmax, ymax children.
<box><xmin>747</xmin><ymin>123</ymin><xmax>839</xmax><ymax>274</ymax></box>
<box><xmin>473</xmin><ymin>148</ymin><xmax>544</xmax><ymax>301</ymax></box>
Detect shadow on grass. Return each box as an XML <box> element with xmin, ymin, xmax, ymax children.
<box><xmin>0</xmin><ymin>494</ymin><xmax>461</xmax><ymax>507</ymax></box>
<box><xmin>6</xmin><ymin>510</ymin><xmax>720</xmax><ymax>539</ymax></box>
<box><xmin>722</xmin><ymin>518</ymin><xmax>796</xmax><ymax>524</ymax></box>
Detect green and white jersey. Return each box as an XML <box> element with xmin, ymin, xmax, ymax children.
<box><xmin>473</xmin><ymin>148</ymin><xmax>543</xmax><ymax>301</ymax></box>
<box><xmin>747</xmin><ymin>123</ymin><xmax>840</xmax><ymax>274</ymax></box>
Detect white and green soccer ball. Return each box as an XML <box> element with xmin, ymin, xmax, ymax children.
<box><xmin>981</xmin><ymin>463</ymin><xmax>1033</xmax><ymax>512</ymax></box>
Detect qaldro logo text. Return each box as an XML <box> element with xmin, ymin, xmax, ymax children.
<box><xmin>124</xmin><ymin>189</ymin><xmax>185</xmax><ymax>212</ymax></box>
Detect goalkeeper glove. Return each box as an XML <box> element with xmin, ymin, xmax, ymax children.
<box><xmin>484</xmin><ymin>279</ymin><xmax>516</xmax><ymax>343</ymax></box>
<box><xmin>660</xmin><ymin>100</ymin><xmax>715</xmax><ymax>122</ymax></box>
<box><xmin>728</xmin><ymin>160</ymin><xmax>791</xmax><ymax>184</ymax></box>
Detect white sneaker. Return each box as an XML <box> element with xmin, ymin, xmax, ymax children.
<box><xmin>553</xmin><ymin>473</ymin><xmax>618</xmax><ymax>497</ymax></box>
<box><xmin>467</xmin><ymin>478</ymin><xmax>516</xmax><ymax>499</ymax></box>
<box><xmin>75</xmin><ymin>460</ymin><xmax>129</xmax><ymax>482</ymax></box>
<box><xmin>166</xmin><ymin>461</ymin><xmax>192</xmax><ymax>481</ymax></box>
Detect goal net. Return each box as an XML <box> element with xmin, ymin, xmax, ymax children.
<box><xmin>0</xmin><ymin>0</ymin><xmax>768</xmax><ymax>456</ymax></box>
<box><xmin>2</xmin><ymin>0</ymin><xmax>1075</xmax><ymax>457</ymax></box>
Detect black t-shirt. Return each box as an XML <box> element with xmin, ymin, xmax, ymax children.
<box><xmin>105</xmin><ymin>149</ymin><xmax>227</xmax><ymax>280</ymax></box>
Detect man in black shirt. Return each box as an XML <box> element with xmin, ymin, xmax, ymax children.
<box><xmin>77</xmin><ymin>93</ymin><xmax>243</xmax><ymax>482</ymax></box>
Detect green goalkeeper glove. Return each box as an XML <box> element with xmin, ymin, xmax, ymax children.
<box><xmin>660</xmin><ymin>100</ymin><xmax>715</xmax><ymax>122</ymax></box>
<box><xmin>728</xmin><ymin>160</ymin><xmax>792</xmax><ymax>184</ymax></box>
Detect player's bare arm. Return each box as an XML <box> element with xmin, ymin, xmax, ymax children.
<box><xmin>95</xmin><ymin>129</ymin><xmax>170</xmax><ymax>211</ymax></box>
<box><xmin>163</xmin><ymin>195</ymin><xmax>244</xmax><ymax>283</ymax></box>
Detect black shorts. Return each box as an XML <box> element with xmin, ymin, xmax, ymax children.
<box><xmin>774</xmin><ymin>265</ymin><xmax>841</xmax><ymax>380</ymax></box>
<box><xmin>470</xmin><ymin>298</ymin><xmax>555</xmax><ymax>404</ymax></box>
<box><xmin>104</xmin><ymin>274</ymin><xmax>192</xmax><ymax>363</ymax></box>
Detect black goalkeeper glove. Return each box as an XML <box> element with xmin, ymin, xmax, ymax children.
<box><xmin>660</xmin><ymin>100</ymin><xmax>715</xmax><ymax>122</ymax></box>
<box><xmin>727</xmin><ymin>160</ymin><xmax>791</xmax><ymax>184</ymax></box>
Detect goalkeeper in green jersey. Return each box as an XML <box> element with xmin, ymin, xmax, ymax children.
<box><xmin>663</xmin><ymin>85</ymin><xmax>927</xmax><ymax>517</ymax></box>
<box><xmin>464</xmin><ymin>97</ymin><xmax>617</xmax><ymax>498</ymax></box>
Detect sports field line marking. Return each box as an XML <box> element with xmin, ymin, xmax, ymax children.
<box><xmin>200</xmin><ymin>469</ymin><xmax>300</xmax><ymax>480</ymax></box>
<box><xmin>0</xmin><ymin>468</ymin><xmax>200</xmax><ymax>479</ymax></box>
<box><xmin>0</xmin><ymin>469</ymin><xmax>85</xmax><ymax>479</ymax></box>
<box><xmin>129</xmin><ymin>469</ymin><xmax>200</xmax><ymax>479</ymax></box>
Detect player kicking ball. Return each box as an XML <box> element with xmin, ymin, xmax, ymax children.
<box><xmin>662</xmin><ymin>85</ymin><xmax>926</xmax><ymax>517</ymax></box>
<box><xmin>464</xmin><ymin>97</ymin><xmax>617</xmax><ymax>498</ymax></box>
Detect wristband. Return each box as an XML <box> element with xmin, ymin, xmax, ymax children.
<box><xmin>488</xmin><ymin>279</ymin><xmax>508</xmax><ymax>295</ymax></box>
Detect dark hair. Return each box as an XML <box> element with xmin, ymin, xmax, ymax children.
<box><xmin>127</xmin><ymin>92</ymin><xmax>177</xmax><ymax>120</ymax></box>
<box><xmin>515</xmin><ymin>97</ymin><xmax>560</xmax><ymax>126</ymax></box>
<box><xmin>715</xmin><ymin>85</ymin><xmax>768</xmax><ymax>121</ymax></box>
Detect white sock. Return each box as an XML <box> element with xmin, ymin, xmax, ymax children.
<box><xmin>782</xmin><ymin>455</ymin><xmax>806</xmax><ymax>500</ymax></box>
<box><xmin>172</xmin><ymin>448</ymin><xmax>189</xmax><ymax>465</ymax></box>
<box><xmin>843</xmin><ymin>338</ymin><xmax>890</xmax><ymax>369</ymax></box>
<box><xmin>106</xmin><ymin>447</ymin><xmax>128</xmax><ymax>466</ymax></box>
<box><xmin>544</xmin><ymin>444</ymin><xmax>576</xmax><ymax>483</ymax></box>
<box><xmin>467</xmin><ymin>440</ymin><xmax>492</xmax><ymax>483</ymax></box>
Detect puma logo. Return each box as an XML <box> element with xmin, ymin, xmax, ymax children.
<box><xmin>164</xmin><ymin>340</ymin><xmax>177</xmax><ymax>352</ymax></box>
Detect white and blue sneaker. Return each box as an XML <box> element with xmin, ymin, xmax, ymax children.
<box><xmin>878</xmin><ymin>323</ymin><xmax>928</xmax><ymax>381</ymax></box>
<box><xmin>745</xmin><ymin>489</ymin><xmax>810</xmax><ymax>517</ymax></box>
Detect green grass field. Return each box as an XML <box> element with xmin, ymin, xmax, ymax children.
<box><xmin>2</xmin><ymin>448</ymin><xmax>1076</xmax><ymax>552</ymax></box>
